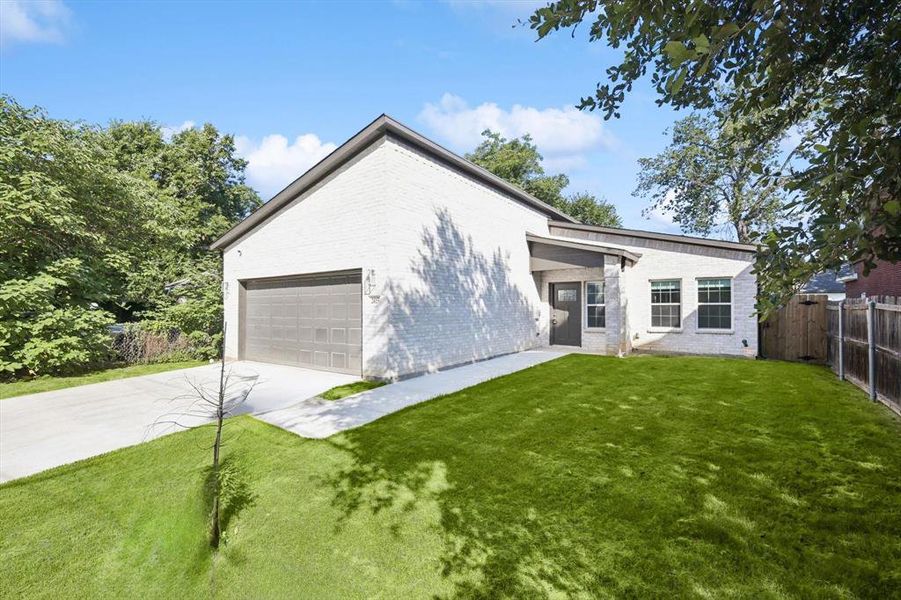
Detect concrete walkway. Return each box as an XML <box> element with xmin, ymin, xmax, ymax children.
<box><xmin>0</xmin><ymin>362</ymin><xmax>355</xmax><ymax>483</ymax></box>
<box><xmin>256</xmin><ymin>349</ymin><xmax>568</xmax><ymax>438</ymax></box>
<box><xmin>0</xmin><ymin>350</ymin><xmax>567</xmax><ymax>482</ymax></box>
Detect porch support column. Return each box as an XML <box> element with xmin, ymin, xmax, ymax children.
<box><xmin>603</xmin><ymin>255</ymin><xmax>625</xmax><ymax>356</ymax></box>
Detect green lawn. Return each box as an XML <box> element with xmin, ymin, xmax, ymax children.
<box><xmin>1</xmin><ymin>355</ymin><xmax>899</xmax><ymax>598</ymax></box>
<box><xmin>320</xmin><ymin>379</ymin><xmax>386</xmax><ymax>400</ymax></box>
<box><xmin>0</xmin><ymin>360</ymin><xmax>206</xmax><ymax>400</ymax></box>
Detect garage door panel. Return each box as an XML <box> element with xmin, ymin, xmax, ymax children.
<box><xmin>242</xmin><ymin>271</ymin><xmax>362</xmax><ymax>375</ymax></box>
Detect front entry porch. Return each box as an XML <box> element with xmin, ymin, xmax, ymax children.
<box><xmin>526</xmin><ymin>232</ymin><xmax>638</xmax><ymax>356</ymax></box>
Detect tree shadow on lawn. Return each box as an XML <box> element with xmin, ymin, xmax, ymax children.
<box><xmin>319</xmin><ymin>434</ymin><xmax>596</xmax><ymax>599</ymax></box>
<box><xmin>317</xmin><ymin>356</ymin><xmax>901</xmax><ymax>599</ymax></box>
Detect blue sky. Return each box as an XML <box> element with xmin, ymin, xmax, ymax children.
<box><xmin>1</xmin><ymin>0</ymin><xmax>688</xmax><ymax>232</ymax></box>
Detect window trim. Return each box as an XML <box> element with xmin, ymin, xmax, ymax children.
<box><xmin>696</xmin><ymin>276</ymin><xmax>733</xmax><ymax>331</ymax></box>
<box><xmin>649</xmin><ymin>278</ymin><xmax>682</xmax><ymax>332</ymax></box>
<box><xmin>584</xmin><ymin>280</ymin><xmax>606</xmax><ymax>330</ymax></box>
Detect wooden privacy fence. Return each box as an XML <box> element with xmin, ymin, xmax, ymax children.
<box><xmin>826</xmin><ymin>296</ymin><xmax>901</xmax><ymax>415</ymax></box>
<box><xmin>760</xmin><ymin>294</ymin><xmax>829</xmax><ymax>363</ymax></box>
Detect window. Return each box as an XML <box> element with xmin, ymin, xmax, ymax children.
<box><xmin>651</xmin><ymin>280</ymin><xmax>681</xmax><ymax>328</ymax></box>
<box><xmin>698</xmin><ymin>278</ymin><xmax>732</xmax><ymax>329</ymax></box>
<box><xmin>586</xmin><ymin>281</ymin><xmax>605</xmax><ymax>328</ymax></box>
<box><xmin>557</xmin><ymin>288</ymin><xmax>577</xmax><ymax>302</ymax></box>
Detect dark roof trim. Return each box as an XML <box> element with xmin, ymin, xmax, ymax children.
<box><xmin>211</xmin><ymin>114</ymin><xmax>576</xmax><ymax>250</ymax></box>
<box><xmin>548</xmin><ymin>221</ymin><xmax>757</xmax><ymax>253</ymax></box>
<box><xmin>526</xmin><ymin>232</ymin><xmax>640</xmax><ymax>263</ymax></box>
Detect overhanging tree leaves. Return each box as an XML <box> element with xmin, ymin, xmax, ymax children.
<box><xmin>467</xmin><ymin>130</ymin><xmax>621</xmax><ymax>226</ymax></box>
<box><xmin>529</xmin><ymin>1</ymin><xmax>900</xmax><ymax>308</ymax></box>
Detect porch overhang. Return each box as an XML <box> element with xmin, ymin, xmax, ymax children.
<box><xmin>526</xmin><ymin>232</ymin><xmax>640</xmax><ymax>272</ymax></box>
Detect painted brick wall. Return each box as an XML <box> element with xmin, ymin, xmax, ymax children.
<box><xmin>550</xmin><ymin>226</ymin><xmax>758</xmax><ymax>357</ymax></box>
<box><xmin>222</xmin><ymin>141</ymin><xmax>390</xmax><ymax>371</ymax></box>
<box><xmin>223</xmin><ymin>137</ymin><xmax>551</xmax><ymax>379</ymax></box>
<box><xmin>222</xmin><ymin>133</ymin><xmax>758</xmax><ymax>377</ymax></box>
<box><xmin>845</xmin><ymin>260</ymin><xmax>901</xmax><ymax>298</ymax></box>
<box><xmin>371</xmin><ymin>140</ymin><xmax>549</xmax><ymax>377</ymax></box>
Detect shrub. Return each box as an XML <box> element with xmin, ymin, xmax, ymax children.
<box><xmin>0</xmin><ymin>261</ymin><xmax>115</xmax><ymax>379</ymax></box>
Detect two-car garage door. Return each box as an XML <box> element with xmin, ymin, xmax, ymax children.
<box><xmin>241</xmin><ymin>271</ymin><xmax>362</xmax><ymax>375</ymax></box>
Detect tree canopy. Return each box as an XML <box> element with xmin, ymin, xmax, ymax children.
<box><xmin>529</xmin><ymin>1</ymin><xmax>900</xmax><ymax>307</ymax></box>
<box><xmin>634</xmin><ymin>98</ymin><xmax>786</xmax><ymax>243</ymax></box>
<box><xmin>466</xmin><ymin>130</ymin><xmax>621</xmax><ymax>227</ymax></box>
<box><xmin>0</xmin><ymin>96</ymin><xmax>260</xmax><ymax>377</ymax></box>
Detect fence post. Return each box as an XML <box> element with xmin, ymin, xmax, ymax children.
<box><xmin>837</xmin><ymin>300</ymin><xmax>844</xmax><ymax>380</ymax></box>
<box><xmin>867</xmin><ymin>299</ymin><xmax>877</xmax><ymax>401</ymax></box>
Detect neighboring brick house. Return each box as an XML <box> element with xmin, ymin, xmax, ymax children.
<box><xmin>841</xmin><ymin>259</ymin><xmax>901</xmax><ymax>298</ymax></box>
<box><xmin>211</xmin><ymin>115</ymin><xmax>758</xmax><ymax>379</ymax></box>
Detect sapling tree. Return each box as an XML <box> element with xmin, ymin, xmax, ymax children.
<box><xmin>153</xmin><ymin>324</ymin><xmax>257</xmax><ymax>548</ymax></box>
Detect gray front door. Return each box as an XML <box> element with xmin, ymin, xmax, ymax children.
<box><xmin>550</xmin><ymin>282</ymin><xmax>581</xmax><ymax>347</ymax></box>
<box><xmin>242</xmin><ymin>271</ymin><xmax>362</xmax><ymax>375</ymax></box>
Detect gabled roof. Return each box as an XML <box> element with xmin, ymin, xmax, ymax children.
<box><xmin>211</xmin><ymin>114</ymin><xmax>577</xmax><ymax>250</ymax></box>
<box><xmin>548</xmin><ymin>221</ymin><xmax>757</xmax><ymax>253</ymax></box>
<box><xmin>802</xmin><ymin>265</ymin><xmax>856</xmax><ymax>293</ymax></box>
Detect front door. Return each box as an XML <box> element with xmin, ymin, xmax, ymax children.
<box><xmin>550</xmin><ymin>282</ymin><xmax>581</xmax><ymax>347</ymax></box>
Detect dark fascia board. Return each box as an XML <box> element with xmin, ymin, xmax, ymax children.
<box><xmin>548</xmin><ymin>220</ymin><xmax>758</xmax><ymax>253</ymax></box>
<box><xmin>526</xmin><ymin>233</ymin><xmax>640</xmax><ymax>263</ymax></box>
<box><xmin>211</xmin><ymin>114</ymin><xmax>576</xmax><ymax>251</ymax></box>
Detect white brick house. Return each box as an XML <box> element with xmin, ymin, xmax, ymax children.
<box><xmin>212</xmin><ymin>115</ymin><xmax>758</xmax><ymax>379</ymax></box>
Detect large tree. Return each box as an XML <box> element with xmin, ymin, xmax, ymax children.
<box><xmin>0</xmin><ymin>97</ymin><xmax>147</xmax><ymax>376</ymax></box>
<box><xmin>0</xmin><ymin>96</ymin><xmax>260</xmax><ymax>377</ymax></box>
<box><xmin>107</xmin><ymin>121</ymin><xmax>260</xmax><ymax>358</ymax></box>
<box><xmin>467</xmin><ymin>130</ymin><xmax>621</xmax><ymax>227</ymax></box>
<box><xmin>529</xmin><ymin>1</ymin><xmax>900</xmax><ymax>307</ymax></box>
<box><xmin>634</xmin><ymin>108</ymin><xmax>786</xmax><ymax>243</ymax></box>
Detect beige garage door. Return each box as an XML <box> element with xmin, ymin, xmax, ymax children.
<box><xmin>241</xmin><ymin>271</ymin><xmax>362</xmax><ymax>375</ymax></box>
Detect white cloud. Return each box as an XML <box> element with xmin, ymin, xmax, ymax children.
<box><xmin>542</xmin><ymin>155</ymin><xmax>589</xmax><ymax>173</ymax></box>
<box><xmin>418</xmin><ymin>93</ymin><xmax>616</xmax><ymax>171</ymax></box>
<box><xmin>161</xmin><ymin>120</ymin><xmax>195</xmax><ymax>140</ymax></box>
<box><xmin>235</xmin><ymin>133</ymin><xmax>337</xmax><ymax>199</ymax></box>
<box><xmin>0</xmin><ymin>0</ymin><xmax>71</xmax><ymax>47</ymax></box>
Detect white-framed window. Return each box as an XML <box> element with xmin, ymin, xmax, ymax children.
<box><xmin>651</xmin><ymin>280</ymin><xmax>681</xmax><ymax>328</ymax></box>
<box><xmin>586</xmin><ymin>281</ymin><xmax>605</xmax><ymax>328</ymax></box>
<box><xmin>697</xmin><ymin>278</ymin><xmax>732</xmax><ymax>329</ymax></box>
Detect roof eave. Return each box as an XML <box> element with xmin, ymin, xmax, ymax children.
<box><xmin>547</xmin><ymin>220</ymin><xmax>758</xmax><ymax>253</ymax></box>
<box><xmin>210</xmin><ymin>114</ymin><xmax>577</xmax><ymax>251</ymax></box>
<box><xmin>526</xmin><ymin>232</ymin><xmax>640</xmax><ymax>263</ymax></box>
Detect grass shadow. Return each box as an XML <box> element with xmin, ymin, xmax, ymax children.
<box><xmin>202</xmin><ymin>456</ymin><xmax>257</xmax><ymax>545</ymax></box>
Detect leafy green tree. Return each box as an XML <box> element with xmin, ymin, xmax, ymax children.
<box><xmin>0</xmin><ymin>96</ymin><xmax>144</xmax><ymax>376</ymax></box>
<box><xmin>106</xmin><ymin>121</ymin><xmax>261</xmax><ymax>358</ymax></box>
<box><xmin>0</xmin><ymin>96</ymin><xmax>261</xmax><ymax>376</ymax></box>
<box><xmin>529</xmin><ymin>1</ymin><xmax>900</xmax><ymax>307</ymax></box>
<box><xmin>634</xmin><ymin>108</ymin><xmax>785</xmax><ymax>243</ymax></box>
<box><xmin>467</xmin><ymin>130</ymin><xmax>568</xmax><ymax>205</ymax></box>
<box><xmin>467</xmin><ymin>130</ymin><xmax>621</xmax><ymax>226</ymax></box>
<box><xmin>565</xmin><ymin>192</ymin><xmax>622</xmax><ymax>228</ymax></box>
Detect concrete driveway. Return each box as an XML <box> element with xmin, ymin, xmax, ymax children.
<box><xmin>0</xmin><ymin>362</ymin><xmax>355</xmax><ymax>483</ymax></box>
